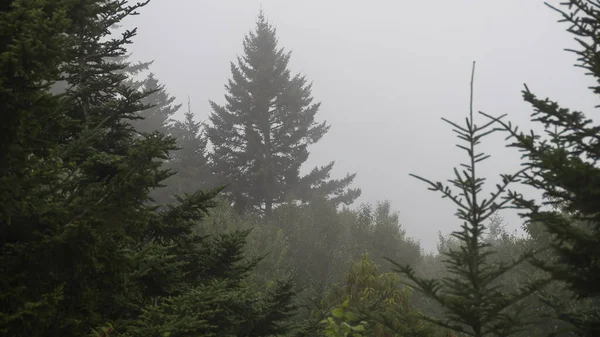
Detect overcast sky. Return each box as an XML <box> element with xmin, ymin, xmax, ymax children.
<box><xmin>124</xmin><ymin>0</ymin><xmax>597</xmax><ymax>252</ymax></box>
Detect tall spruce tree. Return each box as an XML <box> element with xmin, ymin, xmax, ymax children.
<box><xmin>207</xmin><ymin>11</ymin><xmax>360</xmax><ymax>216</ymax></box>
<box><xmin>480</xmin><ymin>1</ymin><xmax>600</xmax><ymax>334</ymax></box>
<box><xmin>1</xmin><ymin>1</ymin><xmax>300</xmax><ymax>336</ymax></box>
<box><xmin>0</xmin><ymin>0</ymin><xmax>72</xmax><ymax>334</ymax></box>
<box><xmin>388</xmin><ymin>63</ymin><xmax>547</xmax><ymax>337</ymax></box>
<box><xmin>37</xmin><ymin>0</ymin><xmax>180</xmax><ymax>334</ymax></box>
<box><xmin>0</xmin><ymin>0</ymin><xmax>172</xmax><ymax>335</ymax></box>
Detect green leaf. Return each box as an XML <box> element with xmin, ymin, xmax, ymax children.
<box><xmin>351</xmin><ymin>324</ymin><xmax>365</xmax><ymax>332</ymax></box>
<box><xmin>332</xmin><ymin>307</ymin><xmax>345</xmax><ymax>318</ymax></box>
<box><xmin>344</xmin><ymin>310</ymin><xmax>359</xmax><ymax>321</ymax></box>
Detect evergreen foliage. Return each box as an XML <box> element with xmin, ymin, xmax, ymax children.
<box><xmin>352</xmin><ymin>201</ymin><xmax>422</xmax><ymax>272</ymax></box>
<box><xmin>123</xmin><ymin>228</ymin><xmax>298</xmax><ymax>337</ymax></box>
<box><xmin>7</xmin><ymin>1</ymin><xmax>600</xmax><ymax>337</ymax></box>
<box><xmin>0</xmin><ymin>1</ymin><xmax>298</xmax><ymax>336</ymax></box>
<box><xmin>143</xmin><ymin>96</ymin><xmax>214</xmax><ymax>207</ymax></box>
<box><xmin>113</xmin><ymin>53</ymin><xmax>153</xmax><ymax>94</ymax></box>
<box><xmin>132</xmin><ymin>72</ymin><xmax>181</xmax><ymax>134</ymax></box>
<box><xmin>168</xmin><ymin>98</ymin><xmax>214</xmax><ymax>198</ymax></box>
<box><xmin>1</xmin><ymin>0</ymin><xmax>170</xmax><ymax>335</ymax></box>
<box><xmin>388</xmin><ymin>63</ymin><xmax>547</xmax><ymax>337</ymax></box>
<box><xmin>124</xmin><ymin>64</ymin><xmax>214</xmax><ymax>207</ymax></box>
<box><xmin>316</xmin><ymin>254</ymin><xmax>454</xmax><ymax>337</ymax></box>
<box><xmin>207</xmin><ymin>11</ymin><xmax>360</xmax><ymax>216</ymax></box>
<box><xmin>200</xmin><ymin>198</ymin><xmax>413</xmax><ymax>287</ymax></box>
<box><xmin>480</xmin><ymin>1</ymin><xmax>600</xmax><ymax>334</ymax></box>
<box><xmin>0</xmin><ymin>0</ymin><xmax>72</xmax><ymax>334</ymax></box>
<box><xmin>420</xmin><ymin>216</ymin><xmax>580</xmax><ymax>337</ymax></box>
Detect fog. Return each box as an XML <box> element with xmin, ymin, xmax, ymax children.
<box><xmin>125</xmin><ymin>0</ymin><xmax>597</xmax><ymax>251</ymax></box>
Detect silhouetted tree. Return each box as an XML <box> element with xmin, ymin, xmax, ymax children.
<box><xmin>0</xmin><ymin>1</ymin><xmax>299</xmax><ymax>336</ymax></box>
<box><xmin>133</xmin><ymin>73</ymin><xmax>181</xmax><ymax>134</ymax></box>
<box><xmin>0</xmin><ymin>1</ymin><xmax>73</xmax><ymax>334</ymax></box>
<box><xmin>165</xmin><ymin>98</ymin><xmax>214</xmax><ymax>200</ymax></box>
<box><xmin>207</xmin><ymin>11</ymin><xmax>360</xmax><ymax>216</ymax></box>
<box><xmin>389</xmin><ymin>63</ymin><xmax>547</xmax><ymax>337</ymax></box>
<box><xmin>481</xmin><ymin>1</ymin><xmax>600</xmax><ymax>334</ymax></box>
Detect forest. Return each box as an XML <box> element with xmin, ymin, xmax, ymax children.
<box><xmin>1</xmin><ymin>0</ymin><xmax>599</xmax><ymax>336</ymax></box>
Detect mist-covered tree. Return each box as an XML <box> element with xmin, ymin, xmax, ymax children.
<box><xmin>316</xmin><ymin>254</ymin><xmax>452</xmax><ymax>337</ymax></box>
<box><xmin>0</xmin><ymin>0</ymin><xmax>168</xmax><ymax>335</ymax></box>
<box><xmin>207</xmin><ymin>11</ymin><xmax>360</xmax><ymax>216</ymax></box>
<box><xmin>112</xmin><ymin>52</ymin><xmax>153</xmax><ymax>93</ymax></box>
<box><xmin>108</xmin><ymin>52</ymin><xmax>176</xmax><ymax>136</ymax></box>
<box><xmin>354</xmin><ymin>201</ymin><xmax>422</xmax><ymax>271</ymax></box>
<box><xmin>0</xmin><ymin>1</ymin><xmax>299</xmax><ymax>336</ymax></box>
<box><xmin>58</xmin><ymin>1</ymin><xmax>300</xmax><ymax>334</ymax></box>
<box><xmin>157</xmin><ymin>98</ymin><xmax>214</xmax><ymax>204</ymax></box>
<box><xmin>123</xmin><ymin>225</ymin><xmax>299</xmax><ymax>337</ymax></box>
<box><xmin>481</xmin><ymin>1</ymin><xmax>600</xmax><ymax>334</ymax></box>
<box><xmin>132</xmin><ymin>72</ymin><xmax>181</xmax><ymax>134</ymax></box>
<box><xmin>130</xmin><ymin>74</ymin><xmax>185</xmax><ymax>206</ymax></box>
<box><xmin>388</xmin><ymin>63</ymin><xmax>547</xmax><ymax>337</ymax></box>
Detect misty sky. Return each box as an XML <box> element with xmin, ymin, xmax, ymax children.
<box><xmin>124</xmin><ymin>0</ymin><xmax>597</xmax><ymax>252</ymax></box>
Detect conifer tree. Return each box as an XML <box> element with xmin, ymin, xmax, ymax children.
<box><xmin>388</xmin><ymin>63</ymin><xmax>547</xmax><ymax>337</ymax></box>
<box><xmin>207</xmin><ymin>11</ymin><xmax>360</xmax><ymax>216</ymax></box>
<box><xmin>0</xmin><ymin>0</ymin><xmax>176</xmax><ymax>334</ymax></box>
<box><xmin>480</xmin><ymin>1</ymin><xmax>600</xmax><ymax>334</ymax></box>
<box><xmin>130</xmin><ymin>73</ymin><xmax>186</xmax><ymax>206</ymax></box>
<box><xmin>59</xmin><ymin>1</ymin><xmax>299</xmax><ymax>333</ymax></box>
<box><xmin>318</xmin><ymin>254</ymin><xmax>450</xmax><ymax>337</ymax></box>
<box><xmin>124</xmin><ymin>209</ymin><xmax>299</xmax><ymax>337</ymax></box>
<box><xmin>170</xmin><ymin>98</ymin><xmax>213</xmax><ymax>190</ymax></box>
<box><xmin>152</xmin><ymin>98</ymin><xmax>214</xmax><ymax>206</ymax></box>
<box><xmin>1</xmin><ymin>1</ymin><xmax>300</xmax><ymax>336</ymax></box>
<box><xmin>113</xmin><ymin>52</ymin><xmax>153</xmax><ymax>93</ymax></box>
<box><xmin>0</xmin><ymin>0</ymin><xmax>72</xmax><ymax>334</ymax></box>
<box><xmin>132</xmin><ymin>73</ymin><xmax>181</xmax><ymax>134</ymax></box>
<box><xmin>30</xmin><ymin>0</ymin><xmax>178</xmax><ymax>334</ymax></box>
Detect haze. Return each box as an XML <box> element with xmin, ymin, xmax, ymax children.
<box><xmin>125</xmin><ymin>0</ymin><xmax>597</xmax><ymax>251</ymax></box>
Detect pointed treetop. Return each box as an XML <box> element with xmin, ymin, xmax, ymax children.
<box><xmin>255</xmin><ymin>8</ymin><xmax>272</xmax><ymax>35</ymax></box>
<box><xmin>207</xmin><ymin>10</ymin><xmax>359</xmax><ymax>215</ymax></box>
